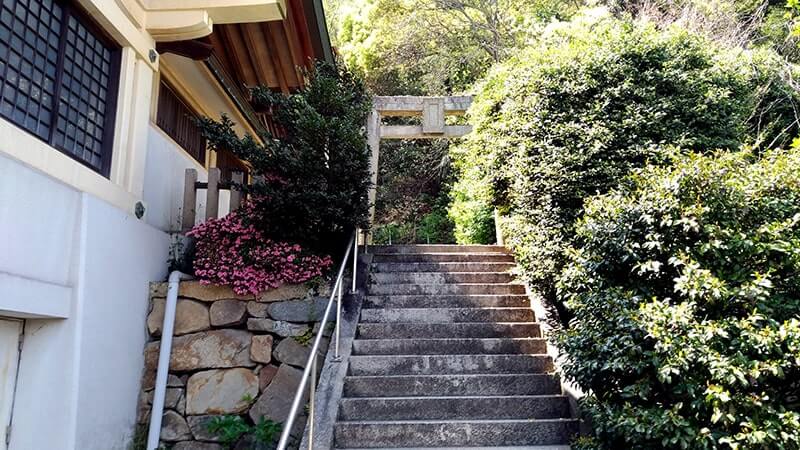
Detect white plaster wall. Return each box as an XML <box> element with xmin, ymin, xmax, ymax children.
<box><xmin>1</xmin><ymin>156</ymin><xmax>170</xmax><ymax>450</ymax></box>
<box><xmin>144</xmin><ymin>124</ymin><xmax>208</xmax><ymax>232</ymax></box>
<box><xmin>72</xmin><ymin>194</ymin><xmax>169</xmax><ymax>449</ymax></box>
<box><xmin>0</xmin><ymin>153</ymin><xmax>79</xmax><ymax>318</ymax></box>
<box><xmin>144</xmin><ymin>124</ymin><xmax>234</xmax><ymax>233</ymax></box>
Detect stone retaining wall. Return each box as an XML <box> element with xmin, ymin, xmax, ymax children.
<box><xmin>137</xmin><ymin>280</ymin><xmax>332</xmax><ymax>449</ymax></box>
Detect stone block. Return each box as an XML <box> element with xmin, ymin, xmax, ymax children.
<box><xmin>148</xmin><ymin>298</ymin><xmax>211</xmax><ymax>337</ymax></box>
<box><xmin>187</xmin><ymin>415</ymin><xmax>220</xmax><ymax>442</ymax></box>
<box><xmin>268</xmin><ymin>297</ymin><xmax>329</xmax><ymax>322</ymax></box>
<box><xmin>210</xmin><ymin>300</ymin><xmax>247</xmax><ymax>326</ymax></box>
<box><xmin>160</xmin><ymin>410</ymin><xmax>191</xmax><ymax>442</ymax></box>
<box><xmin>273</xmin><ymin>338</ymin><xmax>312</xmax><ymax>368</ymax></box>
<box><xmin>250</xmin><ymin>335</ymin><xmax>274</xmax><ymax>364</ymax></box>
<box><xmin>249</xmin><ymin>364</ymin><xmax>306</xmax><ymax>423</ymax></box>
<box><xmin>186</xmin><ymin>368</ymin><xmax>259</xmax><ymax>415</ymax></box>
<box><xmin>169</xmin><ymin>330</ymin><xmax>254</xmax><ymax>371</ymax></box>
<box><xmin>246</xmin><ymin>302</ymin><xmax>269</xmax><ymax>318</ymax></box>
<box><xmin>179</xmin><ymin>281</ymin><xmax>253</xmax><ymax>302</ymax></box>
<box><xmin>258</xmin><ymin>364</ymin><xmax>279</xmax><ymax>391</ymax></box>
<box><xmin>174</xmin><ymin>442</ymin><xmax>223</xmax><ymax>450</ymax></box>
<box><xmin>257</xmin><ymin>284</ymin><xmax>312</xmax><ymax>303</ymax></box>
<box><xmin>247</xmin><ymin>319</ymin><xmax>309</xmax><ymax>337</ymax></box>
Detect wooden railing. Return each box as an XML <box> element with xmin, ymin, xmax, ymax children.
<box><xmin>181</xmin><ymin>167</ymin><xmax>246</xmax><ymax>232</ymax></box>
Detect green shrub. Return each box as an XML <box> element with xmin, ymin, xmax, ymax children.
<box><xmin>449</xmin><ymin>11</ymin><xmax>799</xmax><ymax>296</ymax></box>
<box><xmin>207</xmin><ymin>415</ymin><xmax>283</xmax><ymax>449</ymax></box>
<box><xmin>197</xmin><ymin>62</ymin><xmax>372</xmax><ymax>257</ymax></box>
<box><xmin>558</xmin><ymin>147</ymin><xmax>800</xmax><ymax>449</ymax></box>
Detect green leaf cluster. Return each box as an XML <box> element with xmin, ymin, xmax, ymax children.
<box><xmin>449</xmin><ymin>11</ymin><xmax>799</xmax><ymax>297</ymax></box>
<box><xmin>196</xmin><ymin>62</ymin><xmax>372</xmax><ymax>257</ymax></box>
<box><xmin>207</xmin><ymin>415</ymin><xmax>282</xmax><ymax>449</ymax></box>
<box><xmin>558</xmin><ymin>147</ymin><xmax>800</xmax><ymax>449</ymax></box>
<box><xmin>326</xmin><ymin>0</ymin><xmax>580</xmax><ymax>95</ymax></box>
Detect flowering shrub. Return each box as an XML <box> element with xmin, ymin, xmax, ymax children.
<box><xmin>187</xmin><ymin>201</ymin><xmax>332</xmax><ymax>296</ymax></box>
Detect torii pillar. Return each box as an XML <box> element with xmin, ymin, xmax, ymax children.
<box><xmin>365</xmin><ymin>96</ymin><xmax>473</xmax><ymax>243</ymax></box>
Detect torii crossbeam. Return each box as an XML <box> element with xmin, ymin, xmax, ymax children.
<box><xmin>366</xmin><ymin>96</ymin><xmax>473</xmax><ymax>240</ymax></box>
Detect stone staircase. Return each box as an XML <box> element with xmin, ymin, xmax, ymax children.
<box><xmin>333</xmin><ymin>245</ymin><xmax>578</xmax><ymax>449</ymax></box>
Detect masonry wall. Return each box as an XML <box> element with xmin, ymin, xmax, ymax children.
<box><xmin>139</xmin><ymin>281</ymin><xmax>332</xmax><ymax>449</ymax></box>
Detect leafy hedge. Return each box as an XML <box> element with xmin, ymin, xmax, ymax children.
<box><xmin>449</xmin><ymin>12</ymin><xmax>798</xmax><ymax>296</ymax></box>
<box><xmin>560</xmin><ymin>147</ymin><xmax>800</xmax><ymax>449</ymax></box>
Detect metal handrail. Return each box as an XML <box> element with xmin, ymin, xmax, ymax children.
<box><xmin>276</xmin><ymin>230</ymin><xmax>359</xmax><ymax>450</ymax></box>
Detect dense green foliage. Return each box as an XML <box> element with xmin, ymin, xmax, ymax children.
<box><xmin>207</xmin><ymin>415</ymin><xmax>282</xmax><ymax>449</ymax></box>
<box><xmin>326</xmin><ymin>0</ymin><xmax>581</xmax><ymax>243</ymax></box>
<box><xmin>610</xmin><ymin>0</ymin><xmax>800</xmax><ymax>61</ymax></box>
<box><xmin>196</xmin><ymin>62</ymin><xmax>371</xmax><ymax>257</ymax></box>
<box><xmin>371</xmin><ymin>139</ymin><xmax>455</xmax><ymax>244</ymax></box>
<box><xmin>327</xmin><ymin>0</ymin><xmax>579</xmax><ymax>95</ymax></box>
<box><xmin>449</xmin><ymin>12</ymin><xmax>798</xmax><ymax>296</ymax></box>
<box><xmin>559</xmin><ymin>147</ymin><xmax>800</xmax><ymax>449</ymax></box>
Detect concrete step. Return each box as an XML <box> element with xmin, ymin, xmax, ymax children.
<box><xmin>334</xmin><ymin>419</ymin><xmax>579</xmax><ymax>447</ymax></box>
<box><xmin>348</xmin><ymin>354</ymin><xmax>554</xmax><ymax>376</ymax></box>
<box><xmin>364</xmin><ymin>295</ymin><xmax>531</xmax><ymax>309</ymax></box>
<box><xmin>352</xmin><ymin>338</ymin><xmax>547</xmax><ymax>355</ymax></box>
<box><xmin>369</xmin><ymin>283</ymin><xmax>526</xmax><ymax>296</ymax></box>
<box><xmin>371</xmin><ymin>245</ymin><xmax>509</xmax><ymax>254</ymax></box>
<box><xmin>372</xmin><ymin>262</ymin><xmax>517</xmax><ymax>273</ymax></box>
<box><xmin>343</xmin><ymin>374</ymin><xmax>562</xmax><ymax>397</ymax></box>
<box><xmin>372</xmin><ymin>253</ymin><xmax>515</xmax><ymax>263</ymax></box>
<box><xmin>360</xmin><ymin>308</ymin><xmax>534</xmax><ymax>324</ymax></box>
<box><xmin>371</xmin><ymin>271</ymin><xmax>515</xmax><ymax>284</ymax></box>
<box><xmin>339</xmin><ymin>395</ymin><xmax>570</xmax><ymax>421</ymax></box>
<box><xmin>358</xmin><ymin>322</ymin><xmax>540</xmax><ymax>339</ymax></box>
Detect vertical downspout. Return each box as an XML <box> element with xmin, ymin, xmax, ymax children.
<box><xmin>146</xmin><ymin>271</ymin><xmax>190</xmax><ymax>450</ymax></box>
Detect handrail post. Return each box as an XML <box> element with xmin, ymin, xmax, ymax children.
<box><xmin>333</xmin><ymin>279</ymin><xmax>343</xmax><ymax>362</ymax></box>
<box><xmin>352</xmin><ymin>229</ymin><xmax>358</xmax><ymax>294</ymax></box>
<box><xmin>308</xmin><ymin>355</ymin><xmax>317</xmax><ymax>449</ymax></box>
<box><xmin>276</xmin><ymin>232</ymin><xmax>355</xmax><ymax>450</ymax></box>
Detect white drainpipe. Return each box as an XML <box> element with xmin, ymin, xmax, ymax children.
<box><xmin>147</xmin><ymin>271</ymin><xmax>191</xmax><ymax>450</ymax></box>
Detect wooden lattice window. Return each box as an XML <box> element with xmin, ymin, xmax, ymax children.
<box><xmin>156</xmin><ymin>79</ymin><xmax>207</xmax><ymax>165</ymax></box>
<box><xmin>0</xmin><ymin>0</ymin><xmax>120</xmax><ymax>175</ymax></box>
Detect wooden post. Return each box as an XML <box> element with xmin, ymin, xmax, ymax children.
<box><xmin>182</xmin><ymin>169</ymin><xmax>198</xmax><ymax>232</ymax></box>
<box><xmin>230</xmin><ymin>171</ymin><xmax>244</xmax><ymax>211</ymax></box>
<box><xmin>206</xmin><ymin>167</ymin><xmax>221</xmax><ymax>220</ymax></box>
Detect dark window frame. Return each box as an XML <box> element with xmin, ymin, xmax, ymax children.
<box><xmin>155</xmin><ymin>78</ymin><xmax>207</xmax><ymax>165</ymax></box>
<box><xmin>0</xmin><ymin>0</ymin><xmax>121</xmax><ymax>177</ymax></box>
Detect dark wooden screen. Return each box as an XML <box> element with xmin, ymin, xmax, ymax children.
<box><xmin>156</xmin><ymin>80</ymin><xmax>206</xmax><ymax>165</ymax></box>
<box><xmin>215</xmin><ymin>147</ymin><xmax>248</xmax><ymax>183</ymax></box>
<box><xmin>0</xmin><ymin>0</ymin><xmax>120</xmax><ymax>175</ymax></box>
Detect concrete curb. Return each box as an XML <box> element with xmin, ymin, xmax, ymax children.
<box><xmin>524</xmin><ymin>283</ymin><xmax>589</xmax><ymax>436</ymax></box>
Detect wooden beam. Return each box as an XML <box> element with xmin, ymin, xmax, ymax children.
<box><xmin>374</xmin><ymin>96</ymin><xmax>472</xmax><ymax>117</ymax></box>
<box><xmin>221</xmin><ymin>25</ymin><xmax>259</xmax><ymax>86</ymax></box>
<box><xmin>156</xmin><ymin>39</ymin><xmax>214</xmax><ymax>60</ymax></box>
<box><xmin>380</xmin><ymin>125</ymin><xmax>472</xmax><ymax>140</ymax></box>
<box><xmin>264</xmin><ymin>22</ymin><xmax>292</xmax><ymax>92</ymax></box>
<box><xmin>242</xmin><ymin>23</ymin><xmax>277</xmax><ymax>87</ymax></box>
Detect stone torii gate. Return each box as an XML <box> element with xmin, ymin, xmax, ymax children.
<box><xmin>365</xmin><ymin>96</ymin><xmax>473</xmax><ymax>240</ymax></box>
